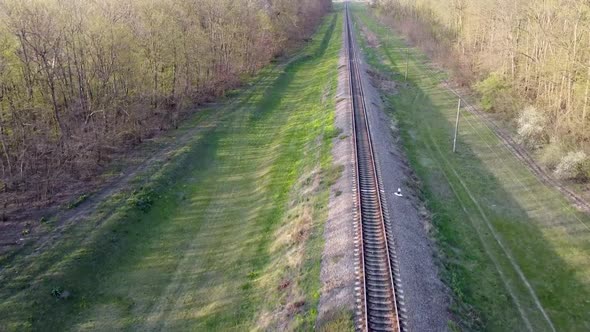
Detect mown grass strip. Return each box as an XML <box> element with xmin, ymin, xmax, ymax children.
<box><xmin>351</xmin><ymin>3</ymin><xmax>590</xmax><ymax>331</ymax></box>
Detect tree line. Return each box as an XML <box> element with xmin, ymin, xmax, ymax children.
<box><xmin>0</xmin><ymin>0</ymin><xmax>331</xmax><ymax>200</ymax></box>
<box><xmin>375</xmin><ymin>0</ymin><xmax>590</xmax><ymax>181</ymax></box>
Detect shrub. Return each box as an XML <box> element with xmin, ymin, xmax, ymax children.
<box><xmin>51</xmin><ymin>286</ymin><xmax>63</xmax><ymax>298</ymax></box>
<box><xmin>475</xmin><ymin>73</ymin><xmax>519</xmax><ymax>114</ymax></box>
<box><xmin>539</xmin><ymin>142</ymin><xmax>564</xmax><ymax>169</ymax></box>
<box><xmin>127</xmin><ymin>188</ymin><xmax>156</xmax><ymax>213</ymax></box>
<box><xmin>554</xmin><ymin>151</ymin><xmax>588</xmax><ymax>180</ymax></box>
<box><xmin>517</xmin><ymin>105</ymin><xmax>548</xmax><ymax>148</ymax></box>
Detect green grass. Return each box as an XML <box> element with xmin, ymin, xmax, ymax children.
<box><xmin>317</xmin><ymin>309</ymin><xmax>355</xmax><ymax>332</ymax></box>
<box><xmin>0</xmin><ymin>10</ymin><xmax>342</xmax><ymax>331</ymax></box>
<box><xmin>351</xmin><ymin>3</ymin><xmax>590</xmax><ymax>331</ymax></box>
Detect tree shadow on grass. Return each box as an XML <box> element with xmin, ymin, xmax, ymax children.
<box><xmin>250</xmin><ymin>11</ymin><xmax>338</xmax><ymax>123</ymax></box>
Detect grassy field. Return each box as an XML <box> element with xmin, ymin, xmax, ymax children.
<box><xmin>0</xmin><ymin>10</ymin><xmax>343</xmax><ymax>331</ymax></box>
<box><xmin>351</xmin><ymin>4</ymin><xmax>590</xmax><ymax>331</ymax></box>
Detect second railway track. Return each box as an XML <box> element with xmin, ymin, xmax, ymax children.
<box><xmin>345</xmin><ymin>3</ymin><xmax>405</xmax><ymax>332</ymax></box>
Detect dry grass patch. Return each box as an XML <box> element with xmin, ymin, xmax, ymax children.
<box><xmin>257</xmin><ymin>168</ymin><xmax>322</xmax><ymax>331</ymax></box>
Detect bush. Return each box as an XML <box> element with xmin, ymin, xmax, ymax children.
<box><xmin>475</xmin><ymin>73</ymin><xmax>519</xmax><ymax>114</ymax></box>
<box><xmin>517</xmin><ymin>106</ymin><xmax>548</xmax><ymax>148</ymax></box>
<box><xmin>554</xmin><ymin>151</ymin><xmax>588</xmax><ymax>180</ymax></box>
<box><xmin>51</xmin><ymin>286</ymin><xmax>63</xmax><ymax>298</ymax></box>
<box><xmin>539</xmin><ymin>142</ymin><xmax>564</xmax><ymax>169</ymax></box>
<box><xmin>127</xmin><ymin>188</ymin><xmax>156</xmax><ymax>213</ymax></box>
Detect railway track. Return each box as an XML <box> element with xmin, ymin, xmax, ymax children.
<box><xmin>345</xmin><ymin>3</ymin><xmax>404</xmax><ymax>332</ymax></box>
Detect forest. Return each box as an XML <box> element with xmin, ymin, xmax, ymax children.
<box><xmin>375</xmin><ymin>0</ymin><xmax>590</xmax><ymax>181</ymax></box>
<box><xmin>0</xmin><ymin>0</ymin><xmax>330</xmax><ymax>203</ymax></box>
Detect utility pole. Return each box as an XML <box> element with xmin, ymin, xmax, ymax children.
<box><xmin>453</xmin><ymin>98</ymin><xmax>461</xmax><ymax>153</ymax></box>
<box><xmin>405</xmin><ymin>49</ymin><xmax>409</xmax><ymax>81</ymax></box>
